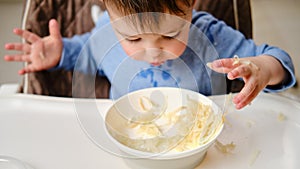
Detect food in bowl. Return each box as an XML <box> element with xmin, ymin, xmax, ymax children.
<box><xmin>104</xmin><ymin>87</ymin><xmax>224</xmax><ymax>169</ymax></box>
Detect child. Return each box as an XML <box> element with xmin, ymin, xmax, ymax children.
<box><xmin>4</xmin><ymin>0</ymin><xmax>296</xmax><ymax>109</ymax></box>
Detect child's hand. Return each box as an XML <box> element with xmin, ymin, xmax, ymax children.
<box><xmin>4</xmin><ymin>19</ymin><xmax>63</xmax><ymax>75</ymax></box>
<box><xmin>207</xmin><ymin>55</ymin><xmax>285</xmax><ymax>109</ymax></box>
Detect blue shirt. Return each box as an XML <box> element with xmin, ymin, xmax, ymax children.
<box><xmin>58</xmin><ymin>11</ymin><xmax>296</xmax><ymax>99</ymax></box>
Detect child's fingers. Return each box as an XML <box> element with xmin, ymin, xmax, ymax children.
<box><xmin>49</xmin><ymin>19</ymin><xmax>61</xmax><ymax>39</ymax></box>
<box><xmin>233</xmin><ymin>79</ymin><xmax>257</xmax><ymax>109</ymax></box>
<box><xmin>5</xmin><ymin>43</ymin><xmax>31</xmax><ymax>53</ymax></box>
<box><xmin>19</xmin><ymin>64</ymin><xmax>36</xmax><ymax>75</ymax></box>
<box><xmin>4</xmin><ymin>54</ymin><xmax>31</xmax><ymax>62</ymax></box>
<box><xmin>234</xmin><ymin>89</ymin><xmax>259</xmax><ymax>109</ymax></box>
<box><xmin>18</xmin><ymin>64</ymin><xmax>36</xmax><ymax>75</ymax></box>
<box><xmin>18</xmin><ymin>69</ymin><xmax>26</xmax><ymax>75</ymax></box>
<box><xmin>207</xmin><ymin>58</ymin><xmax>236</xmax><ymax>73</ymax></box>
<box><xmin>227</xmin><ymin>64</ymin><xmax>251</xmax><ymax>80</ymax></box>
<box><xmin>13</xmin><ymin>28</ymin><xmax>40</xmax><ymax>44</ymax></box>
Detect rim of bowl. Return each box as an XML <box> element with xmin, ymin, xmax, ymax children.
<box><xmin>104</xmin><ymin>87</ymin><xmax>224</xmax><ymax>160</ymax></box>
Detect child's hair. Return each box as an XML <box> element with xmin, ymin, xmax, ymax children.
<box><xmin>102</xmin><ymin>0</ymin><xmax>195</xmax><ymax>33</ymax></box>
<box><xmin>102</xmin><ymin>0</ymin><xmax>195</xmax><ymax>16</ymax></box>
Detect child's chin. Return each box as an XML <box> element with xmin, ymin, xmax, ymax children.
<box><xmin>150</xmin><ymin>61</ymin><xmax>164</xmax><ymax>66</ymax></box>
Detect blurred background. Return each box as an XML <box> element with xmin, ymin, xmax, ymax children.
<box><xmin>0</xmin><ymin>0</ymin><xmax>299</xmax><ymax>95</ymax></box>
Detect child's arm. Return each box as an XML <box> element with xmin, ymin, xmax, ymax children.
<box><xmin>4</xmin><ymin>19</ymin><xmax>63</xmax><ymax>75</ymax></box>
<box><xmin>208</xmin><ymin>55</ymin><xmax>288</xmax><ymax>109</ymax></box>
<box><xmin>42</xmin><ymin>11</ymin><xmax>110</xmax><ymax>72</ymax></box>
<box><xmin>195</xmin><ymin>12</ymin><xmax>296</xmax><ymax>109</ymax></box>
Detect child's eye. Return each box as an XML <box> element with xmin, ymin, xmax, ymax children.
<box><xmin>126</xmin><ymin>38</ymin><xmax>141</xmax><ymax>43</ymax></box>
<box><xmin>163</xmin><ymin>36</ymin><xmax>174</xmax><ymax>40</ymax></box>
<box><xmin>162</xmin><ymin>32</ymin><xmax>180</xmax><ymax>40</ymax></box>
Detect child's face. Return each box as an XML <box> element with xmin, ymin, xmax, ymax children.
<box><xmin>107</xmin><ymin>5</ymin><xmax>193</xmax><ymax>66</ymax></box>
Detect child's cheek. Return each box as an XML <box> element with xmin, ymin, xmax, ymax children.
<box><xmin>121</xmin><ymin>43</ymin><xmax>141</xmax><ymax>58</ymax></box>
<box><xmin>165</xmin><ymin>42</ymin><xmax>186</xmax><ymax>57</ymax></box>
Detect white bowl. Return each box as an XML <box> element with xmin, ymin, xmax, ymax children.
<box><xmin>104</xmin><ymin>87</ymin><xmax>224</xmax><ymax>169</ymax></box>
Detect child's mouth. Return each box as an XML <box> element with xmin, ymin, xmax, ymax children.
<box><xmin>150</xmin><ymin>61</ymin><xmax>165</xmax><ymax>66</ymax></box>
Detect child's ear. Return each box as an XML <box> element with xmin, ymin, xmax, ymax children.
<box><xmin>192</xmin><ymin>0</ymin><xmax>196</xmax><ymax>6</ymax></box>
<box><xmin>99</xmin><ymin>0</ymin><xmax>105</xmax><ymax>8</ymax></box>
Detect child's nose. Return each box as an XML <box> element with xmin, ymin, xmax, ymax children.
<box><xmin>146</xmin><ymin>48</ymin><xmax>162</xmax><ymax>58</ymax></box>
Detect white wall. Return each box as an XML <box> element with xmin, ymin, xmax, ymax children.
<box><xmin>0</xmin><ymin>2</ymin><xmax>23</xmax><ymax>84</ymax></box>
<box><xmin>251</xmin><ymin>0</ymin><xmax>300</xmax><ymax>83</ymax></box>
